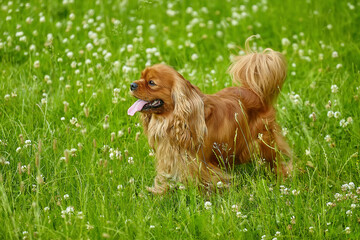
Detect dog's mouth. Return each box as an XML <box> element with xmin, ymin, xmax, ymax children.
<box><xmin>128</xmin><ymin>99</ymin><xmax>164</xmax><ymax>116</ymax></box>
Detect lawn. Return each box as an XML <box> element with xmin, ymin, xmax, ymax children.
<box><xmin>0</xmin><ymin>0</ymin><xmax>359</xmax><ymax>239</ymax></box>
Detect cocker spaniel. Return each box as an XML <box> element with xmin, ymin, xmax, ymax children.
<box><xmin>128</xmin><ymin>41</ymin><xmax>291</xmax><ymax>194</ymax></box>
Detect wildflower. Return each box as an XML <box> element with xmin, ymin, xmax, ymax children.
<box><xmin>309</xmin><ymin>226</ymin><xmax>314</xmax><ymax>233</ymax></box>
<box><xmin>331</xmin><ymin>84</ymin><xmax>338</xmax><ymax>93</ymax></box>
<box><xmin>305</xmin><ymin>149</ymin><xmax>311</xmax><ymax>156</ymax></box>
<box><xmin>339</xmin><ymin>119</ymin><xmax>347</xmax><ymax>127</ymax></box>
<box><xmin>191</xmin><ymin>53</ymin><xmax>199</xmax><ymax>61</ymax></box>
<box><xmin>275</xmin><ymin>231</ymin><xmax>281</xmax><ymax>237</ymax></box>
<box><xmin>350</xmin><ymin>204</ymin><xmax>356</xmax><ymax>209</ymax></box>
<box><xmin>309</xmin><ymin>112</ymin><xmax>316</xmax><ymax>121</ymax></box>
<box><xmin>231</xmin><ymin>204</ymin><xmax>239</xmax><ymax>212</ymax></box>
<box><xmin>128</xmin><ymin>157</ymin><xmax>134</xmax><ymax>164</ymax></box>
<box><xmin>281</xmin><ymin>38</ymin><xmax>290</xmax><ymax>46</ymax></box>
<box><xmin>292</xmin><ymin>189</ymin><xmax>300</xmax><ymax>195</ymax></box>
<box><xmin>347</xmin><ymin>117</ymin><xmax>353</xmax><ymax>124</ymax></box>
<box><xmin>327</xmin><ymin>111</ymin><xmax>334</xmax><ymax>118</ymax></box>
<box><xmin>33</xmin><ymin>60</ymin><xmax>40</xmax><ymax>68</ymax></box>
<box><xmin>346</xmin><ymin>210</ymin><xmax>352</xmax><ymax>216</ymax></box>
<box><xmin>217</xmin><ymin>181</ymin><xmax>224</xmax><ymax>188</ymax></box>
<box><xmin>348</xmin><ymin>182</ymin><xmax>355</xmax><ymax>189</ymax></box>
<box><xmin>61</xmin><ymin>206</ymin><xmax>74</xmax><ymax>218</ymax></box>
<box><xmin>334</xmin><ymin>111</ymin><xmax>341</xmax><ymax>118</ymax></box>
<box><xmin>345</xmin><ymin>227</ymin><xmax>350</xmax><ymax>234</ymax></box>
<box><xmin>356</xmin><ymin>187</ymin><xmax>360</xmax><ymax>194</ymax></box>
<box><xmin>70</xmin><ymin>117</ymin><xmax>77</xmax><ymax>125</ymax></box>
<box><xmin>204</xmin><ymin>201</ymin><xmax>212</xmax><ymax>210</ymax></box>
<box><xmin>44</xmin><ymin>206</ymin><xmax>50</xmax><ymax>211</ymax></box>
<box><xmin>86</xmin><ymin>222</ymin><xmax>94</xmax><ymax>230</ymax></box>
<box><xmin>334</xmin><ymin>193</ymin><xmax>342</xmax><ymax>201</ymax></box>
<box><xmin>324</xmin><ymin>135</ymin><xmax>331</xmax><ymax>142</ymax></box>
<box><xmin>150</xmin><ymin>225</ymin><xmax>155</xmax><ymax>229</ymax></box>
<box><xmin>67</xmin><ymin>51</ymin><xmax>74</xmax><ymax>58</ymax></box>
<box><xmin>64</xmin><ymin>194</ymin><xmax>69</xmax><ymax>200</ymax></box>
<box><xmin>290</xmin><ymin>216</ymin><xmax>296</xmax><ymax>224</ymax></box>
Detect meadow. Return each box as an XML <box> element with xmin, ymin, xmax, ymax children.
<box><xmin>0</xmin><ymin>0</ymin><xmax>359</xmax><ymax>239</ymax></box>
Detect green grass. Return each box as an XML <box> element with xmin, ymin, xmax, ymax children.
<box><xmin>1</xmin><ymin>0</ymin><xmax>360</xmax><ymax>239</ymax></box>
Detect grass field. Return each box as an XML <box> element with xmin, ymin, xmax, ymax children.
<box><xmin>1</xmin><ymin>0</ymin><xmax>360</xmax><ymax>239</ymax></box>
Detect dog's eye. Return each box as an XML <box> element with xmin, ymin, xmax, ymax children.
<box><xmin>148</xmin><ymin>80</ymin><xmax>156</xmax><ymax>86</ymax></box>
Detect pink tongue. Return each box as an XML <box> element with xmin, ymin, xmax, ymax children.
<box><xmin>128</xmin><ymin>99</ymin><xmax>148</xmax><ymax>116</ymax></box>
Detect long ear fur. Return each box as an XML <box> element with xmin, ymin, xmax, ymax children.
<box><xmin>171</xmin><ymin>74</ymin><xmax>207</xmax><ymax>150</ymax></box>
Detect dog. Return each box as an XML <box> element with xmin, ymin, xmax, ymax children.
<box><xmin>128</xmin><ymin>40</ymin><xmax>292</xmax><ymax>194</ymax></box>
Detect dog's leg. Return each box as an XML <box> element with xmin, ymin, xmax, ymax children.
<box><xmin>146</xmin><ymin>174</ymin><xmax>169</xmax><ymax>194</ymax></box>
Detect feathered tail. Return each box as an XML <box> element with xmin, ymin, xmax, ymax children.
<box><xmin>228</xmin><ymin>37</ymin><xmax>287</xmax><ymax>104</ymax></box>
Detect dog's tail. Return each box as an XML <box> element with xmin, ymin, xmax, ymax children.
<box><xmin>228</xmin><ymin>37</ymin><xmax>287</xmax><ymax>104</ymax></box>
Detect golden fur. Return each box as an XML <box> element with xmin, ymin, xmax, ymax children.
<box><xmin>129</xmin><ymin>40</ymin><xmax>292</xmax><ymax>194</ymax></box>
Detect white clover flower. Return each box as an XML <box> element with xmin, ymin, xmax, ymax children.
<box><xmin>347</xmin><ymin>117</ymin><xmax>353</xmax><ymax>124</ymax></box>
<box><xmin>348</xmin><ymin>182</ymin><xmax>355</xmax><ymax>189</ymax></box>
<box><xmin>309</xmin><ymin>112</ymin><xmax>316</xmax><ymax>120</ymax></box>
<box><xmin>128</xmin><ymin>157</ymin><xmax>134</xmax><ymax>164</ymax></box>
<box><xmin>327</xmin><ymin>111</ymin><xmax>334</xmax><ymax>118</ymax></box>
<box><xmin>331</xmin><ymin>84</ymin><xmax>338</xmax><ymax>93</ymax></box>
<box><xmin>334</xmin><ymin>111</ymin><xmax>341</xmax><ymax>118</ymax></box>
<box><xmin>16</xmin><ymin>147</ymin><xmax>22</xmax><ymax>152</ymax></box>
<box><xmin>339</xmin><ymin>119</ymin><xmax>347</xmax><ymax>127</ymax></box>
<box><xmin>86</xmin><ymin>43</ymin><xmax>94</xmax><ymax>51</ymax></box>
<box><xmin>70</xmin><ymin>117</ymin><xmax>77</xmax><ymax>125</ymax></box>
<box><xmin>204</xmin><ymin>201</ymin><xmax>212</xmax><ymax>210</ymax></box>
<box><xmin>67</xmin><ymin>51</ymin><xmax>74</xmax><ymax>58</ymax></box>
<box><xmin>324</xmin><ymin>135</ymin><xmax>331</xmax><ymax>142</ymax></box>
<box><xmin>64</xmin><ymin>194</ymin><xmax>70</xmax><ymax>199</ymax></box>
<box><xmin>305</xmin><ymin>149</ymin><xmax>311</xmax><ymax>156</ymax></box>
<box><xmin>44</xmin><ymin>206</ymin><xmax>50</xmax><ymax>211</ymax></box>
<box><xmin>345</xmin><ymin>227</ymin><xmax>350</xmax><ymax>234</ymax></box>
<box><xmin>336</xmin><ymin>63</ymin><xmax>343</xmax><ymax>69</ymax></box>
<box><xmin>292</xmin><ymin>189</ymin><xmax>300</xmax><ymax>195</ymax></box>
<box><xmin>216</xmin><ymin>181</ymin><xmax>224</xmax><ymax>188</ymax></box>
<box><xmin>346</xmin><ymin>210</ymin><xmax>353</xmax><ymax>216</ymax></box>
<box><xmin>33</xmin><ymin>60</ymin><xmax>40</xmax><ymax>68</ymax></box>
<box><xmin>341</xmin><ymin>184</ymin><xmax>349</xmax><ymax>191</ymax></box>
<box><xmin>327</xmin><ymin>24</ymin><xmax>333</xmax><ymax>30</ymax></box>
<box><xmin>275</xmin><ymin>231</ymin><xmax>281</xmax><ymax>236</ymax></box>
<box><xmin>166</xmin><ymin>9</ymin><xmax>177</xmax><ymax>17</ymax></box>
<box><xmin>191</xmin><ymin>53</ymin><xmax>199</xmax><ymax>61</ymax></box>
<box><xmin>334</xmin><ymin>193</ymin><xmax>342</xmax><ymax>201</ymax></box>
<box><xmin>69</xmin><ymin>13</ymin><xmax>75</xmax><ymax>20</ymax></box>
<box><xmin>309</xmin><ymin>226</ymin><xmax>314</xmax><ymax>233</ymax></box>
<box><xmin>281</xmin><ymin>38</ymin><xmax>290</xmax><ymax>46</ymax></box>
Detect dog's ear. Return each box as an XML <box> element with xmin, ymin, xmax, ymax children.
<box><xmin>171</xmin><ymin>74</ymin><xmax>207</xmax><ymax>149</ymax></box>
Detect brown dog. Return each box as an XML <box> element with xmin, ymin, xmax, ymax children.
<box><xmin>128</xmin><ymin>41</ymin><xmax>291</xmax><ymax>194</ymax></box>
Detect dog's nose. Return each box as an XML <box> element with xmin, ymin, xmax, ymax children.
<box><xmin>130</xmin><ymin>82</ymin><xmax>138</xmax><ymax>91</ymax></box>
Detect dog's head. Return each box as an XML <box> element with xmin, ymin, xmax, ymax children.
<box><xmin>128</xmin><ymin>64</ymin><xmax>207</xmax><ymax>148</ymax></box>
<box><xmin>128</xmin><ymin>64</ymin><xmax>180</xmax><ymax>116</ymax></box>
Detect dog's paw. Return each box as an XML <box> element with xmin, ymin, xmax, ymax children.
<box><xmin>146</xmin><ymin>186</ymin><xmax>166</xmax><ymax>195</ymax></box>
